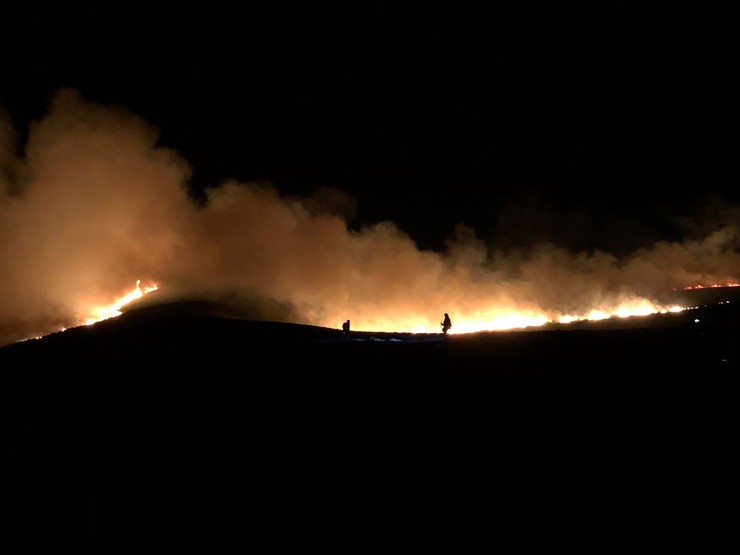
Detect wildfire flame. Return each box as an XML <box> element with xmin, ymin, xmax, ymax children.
<box><xmin>682</xmin><ymin>283</ymin><xmax>740</xmax><ymax>290</ymax></box>
<box><xmin>62</xmin><ymin>281</ymin><xmax>738</xmax><ymax>338</ymax></box>
<box><xmin>83</xmin><ymin>280</ymin><xmax>159</xmax><ymax>326</ymax></box>
<box><xmin>397</xmin><ymin>301</ymin><xmax>687</xmax><ymax>336</ymax></box>
<box><xmin>329</xmin><ymin>282</ymin><xmax>739</xmax><ymax>335</ymax></box>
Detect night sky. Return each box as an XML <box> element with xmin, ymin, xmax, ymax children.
<box><xmin>4</xmin><ymin>11</ymin><xmax>734</xmax><ymax>253</ymax></box>
<box><xmin>1</xmin><ymin>9</ymin><xmax>737</xmax><ymax>343</ymax></box>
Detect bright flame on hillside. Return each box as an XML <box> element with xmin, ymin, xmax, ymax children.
<box><xmin>340</xmin><ymin>298</ymin><xmax>688</xmax><ymax>336</ymax></box>
<box><xmin>394</xmin><ymin>283</ymin><xmax>736</xmax><ymax>335</ymax></box>
<box><xmin>73</xmin><ymin>280</ymin><xmax>739</xmax><ymax>337</ymax></box>
<box><xmin>83</xmin><ymin>280</ymin><xmax>158</xmax><ymax>326</ymax></box>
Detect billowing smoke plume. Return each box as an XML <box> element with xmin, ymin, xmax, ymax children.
<box><xmin>1</xmin><ymin>89</ymin><xmax>738</xmax><ymax>346</ymax></box>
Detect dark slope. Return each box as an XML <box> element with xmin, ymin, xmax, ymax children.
<box><xmin>5</xmin><ymin>298</ymin><xmax>737</xmax><ymax>544</ymax></box>
<box><xmin>4</xmin><ymin>297</ymin><xmax>737</xmax><ymax>435</ymax></box>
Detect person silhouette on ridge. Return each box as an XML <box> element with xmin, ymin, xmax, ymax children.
<box><xmin>441</xmin><ymin>313</ymin><xmax>452</xmax><ymax>335</ymax></box>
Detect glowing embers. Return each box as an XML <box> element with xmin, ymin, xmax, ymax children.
<box><xmin>84</xmin><ymin>280</ymin><xmax>158</xmax><ymax>325</ymax></box>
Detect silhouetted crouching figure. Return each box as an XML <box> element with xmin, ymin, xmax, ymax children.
<box><xmin>441</xmin><ymin>313</ymin><xmax>452</xmax><ymax>335</ymax></box>
<box><xmin>342</xmin><ymin>320</ymin><xmax>350</xmax><ymax>340</ymax></box>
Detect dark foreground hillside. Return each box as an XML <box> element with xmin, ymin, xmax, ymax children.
<box><xmin>4</xmin><ymin>298</ymin><xmax>738</xmax><ymax>545</ymax></box>
<box><xmin>5</xmin><ymin>297</ymin><xmax>737</xmax><ymax>430</ymax></box>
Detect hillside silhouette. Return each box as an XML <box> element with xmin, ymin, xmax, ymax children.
<box><xmin>6</xmin><ymin>291</ymin><xmax>737</xmax><ymax>543</ymax></box>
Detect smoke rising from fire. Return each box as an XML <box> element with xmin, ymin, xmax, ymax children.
<box><xmin>0</xmin><ymin>89</ymin><xmax>738</xmax><ymax>346</ymax></box>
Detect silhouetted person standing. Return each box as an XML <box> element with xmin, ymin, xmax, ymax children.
<box><xmin>441</xmin><ymin>313</ymin><xmax>452</xmax><ymax>334</ymax></box>
<box><xmin>342</xmin><ymin>320</ymin><xmax>350</xmax><ymax>340</ymax></box>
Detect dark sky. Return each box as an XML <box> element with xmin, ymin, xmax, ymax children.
<box><xmin>2</xmin><ymin>9</ymin><xmax>736</xmax><ymax>254</ymax></box>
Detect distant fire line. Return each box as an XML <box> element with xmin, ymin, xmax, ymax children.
<box><xmin>681</xmin><ymin>282</ymin><xmax>740</xmax><ymax>290</ymax></box>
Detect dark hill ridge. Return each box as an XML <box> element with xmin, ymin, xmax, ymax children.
<box><xmin>3</xmin><ymin>283</ymin><xmax>737</xmax><ymax>353</ymax></box>
<box><xmin>2</xmin><ymin>294</ymin><xmax>736</xmax><ymax>372</ymax></box>
<box><xmin>7</xmin><ymin>295</ymin><xmax>737</xmax><ymax>542</ymax></box>
<box><xmin>4</xmin><ymin>294</ymin><xmax>737</xmax><ymax>437</ymax></box>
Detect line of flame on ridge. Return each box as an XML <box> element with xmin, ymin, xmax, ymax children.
<box><xmin>76</xmin><ymin>280</ymin><xmax>737</xmax><ymax>335</ymax></box>
<box><xmin>374</xmin><ymin>282</ymin><xmax>739</xmax><ymax>335</ymax></box>
<box><xmin>83</xmin><ymin>280</ymin><xmax>159</xmax><ymax>326</ymax></box>
<box><xmin>681</xmin><ymin>282</ymin><xmax>740</xmax><ymax>290</ymax></box>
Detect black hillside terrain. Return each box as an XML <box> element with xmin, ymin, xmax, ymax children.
<box><xmin>5</xmin><ymin>293</ymin><xmax>737</xmax><ymax>543</ymax></box>
<box><xmin>5</xmin><ymin>293</ymin><xmax>737</xmax><ymax>435</ymax></box>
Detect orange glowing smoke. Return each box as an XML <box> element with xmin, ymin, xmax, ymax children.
<box><xmin>83</xmin><ymin>280</ymin><xmax>158</xmax><ymax>326</ymax></box>
<box><xmin>4</xmin><ymin>90</ymin><xmax>739</xmax><ymax>349</ymax></box>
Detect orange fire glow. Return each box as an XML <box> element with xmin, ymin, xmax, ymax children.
<box><xmin>331</xmin><ymin>298</ymin><xmax>688</xmax><ymax>336</ymax></box>
<box><xmin>413</xmin><ymin>283</ymin><xmax>733</xmax><ymax>335</ymax></box>
<box><xmin>58</xmin><ymin>281</ymin><xmax>740</xmax><ymax>339</ymax></box>
<box><xmin>682</xmin><ymin>283</ymin><xmax>740</xmax><ymax>290</ymax></box>
<box><xmin>83</xmin><ymin>280</ymin><xmax>159</xmax><ymax>326</ymax></box>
